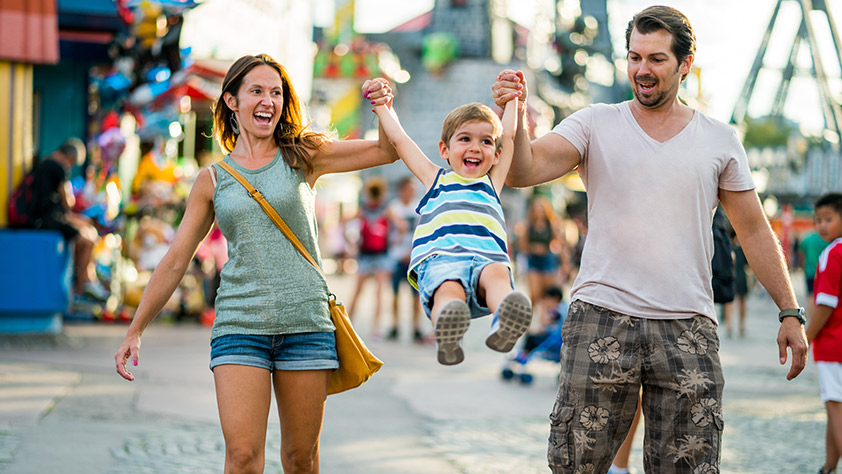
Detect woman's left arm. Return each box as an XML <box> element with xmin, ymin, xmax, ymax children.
<box><xmin>306</xmin><ymin>79</ymin><xmax>399</xmax><ymax>186</ymax></box>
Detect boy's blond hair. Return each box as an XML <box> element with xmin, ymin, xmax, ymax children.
<box><xmin>440</xmin><ymin>103</ymin><xmax>503</xmax><ymax>151</ymax></box>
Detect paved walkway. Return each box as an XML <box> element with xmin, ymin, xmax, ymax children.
<box><xmin>0</xmin><ymin>274</ymin><xmax>827</xmax><ymax>473</ymax></box>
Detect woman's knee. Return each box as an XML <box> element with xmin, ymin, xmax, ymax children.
<box><xmin>225</xmin><ymin>444</ymin><xmax>263</xmax><ymax>474</ymax></box>
<box><xmin>281</xmin><ymin>445</ymin><xmax>318</xmax><ymax>473</ymax></box>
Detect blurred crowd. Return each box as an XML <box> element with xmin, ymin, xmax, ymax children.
<box><xmin>12</xmin><ymin>121</ymin><xmax>593</xmax><ymax>331</ymax></box>
<box><xmin>14</xmin><ymin>126</ymin><xmax>824</xmax><ymax>339</ymax></box>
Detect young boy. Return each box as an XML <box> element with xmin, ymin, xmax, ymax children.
<box><xmin>805</xmin><ymin>192</ymin><xmax>842</xmax><ymax>474</ymax></box>
<box><xmin>365</xmin><ymin>79</ymin><xmax>531</xmax><ymax>365</ymax></box>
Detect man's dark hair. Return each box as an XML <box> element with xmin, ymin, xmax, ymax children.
<box><xmin>815</xmin><ymin>192</ymin><xmax>842</xmax><ymax>216</ymax></box>
<box><xmin>625</xmin><ymin>5</ymin><xmax>696</xmax><ymax>81</ymax></box>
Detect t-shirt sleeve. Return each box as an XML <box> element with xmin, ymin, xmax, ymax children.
<box><xmin>816</xmin><ymin>248</ymin><xmax>842</xmax><ymax>309</ymax></box>
<box><xmin>550</xmin><ymin>106</ymin><xmax>592</xmax><ymax>162</ymax></box>
<box><xmin>718</xmin><ymin>129</ymin><xmax>755</xmax><ymax>192</ymax></box>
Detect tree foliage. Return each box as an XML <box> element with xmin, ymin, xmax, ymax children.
<box><xmin>742</xmin><ymin>117</ymin><xmax>793</xmax><ymax>148</ymax></box>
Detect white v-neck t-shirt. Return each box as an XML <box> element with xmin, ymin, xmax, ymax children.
<box><xmin>552</xmin><ymin>101</ymin><xmax>755</xmax><ymax>321</ymax></box>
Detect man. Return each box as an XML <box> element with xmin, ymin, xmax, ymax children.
<box><xmin>29</xmin><ymin>138</ymin><xmax>109</xmax><ymax>301</ymax></box>
<box><xmin>492</xmin><ymin>6</ymin><xmax>807</xmax><ymax>473</ymax></box>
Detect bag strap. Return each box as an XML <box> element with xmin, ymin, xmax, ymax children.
<box><xmin>216</xmin><ymin>160</ymin><xmax>326</xmax><ymax>280</ymax></box>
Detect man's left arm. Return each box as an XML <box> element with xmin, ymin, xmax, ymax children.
<box><xmin>720</xmin><ymin>189</ymin><xmax>808</xmax><ymax>380</ymax></box>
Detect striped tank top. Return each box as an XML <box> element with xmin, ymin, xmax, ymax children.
<box><xmin>408</xmin><ymin>168</ymin><xmax>510</xmax><ymax>288</ymax></box>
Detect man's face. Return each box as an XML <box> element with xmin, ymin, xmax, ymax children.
<box><xmin>626</xmin><ymin>27</ymin><xmax>692</xmax><ymax>109</ymax></box>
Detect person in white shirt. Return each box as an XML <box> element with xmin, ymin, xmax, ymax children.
<box><xmin>493</xmin><ymin>5</ymin><xmax>807</xmax><ymax>473</ymax></box>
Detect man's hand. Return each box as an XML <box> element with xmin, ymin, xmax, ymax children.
<box><xmin>777</xmin><ymin>317</ymin><xmax>808</xmax><ymax>380</ymax></box>
<box><xmin>492</xmin><ymin>69</ymin><xmax>526</xmax><ymax>110</ymax></box>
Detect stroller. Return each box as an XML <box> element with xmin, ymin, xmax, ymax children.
<box><xmin>501</xmin><ymin>301</ymin><xmax>567</xmax><ymax>385</ymax></box>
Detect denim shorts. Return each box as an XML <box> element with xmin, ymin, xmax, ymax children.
<box><xmin>414</xmin><ymin>253</ymin><xmax>512</xmax><ymax>319</ymax></box>
<box><xmin>357</xmin><ymin>253</ymin><xmax>392</xmax><ymax>274</ymax></box>
<box><xmin>209</xmin><ymin>331</ymin><xmax>339</xmax><ymax>371</ymax></box>
<box><xmin>526</xmin><ymin>253</ymin><xmax>559</xmax><ymax>273</ymax></box>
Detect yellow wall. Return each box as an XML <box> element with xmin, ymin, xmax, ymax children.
<box><xmin>0</xmin><ymin>61</ymin><xmax>34</xmax><ymax>226</ymax></box>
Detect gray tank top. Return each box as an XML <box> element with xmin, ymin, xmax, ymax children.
<box><xmin>210</xmin><ymin>151</ymin><xmax>333</xmax><ymax>340</ymax></box>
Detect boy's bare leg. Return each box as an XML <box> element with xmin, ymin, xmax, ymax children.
<box><xmin>479</xmin><ymin>263</ymin><xmax>515</xmax><ymax>314</ymax></box>
<box><xmin>480</xmin><ymin>263</ymin><xmax>532</xmax><ymax>352</ymax></box>
<box><xmin>431</xmin><ymin>281</ymin><xmax>470</xmax><ymax>365</ymax></box>
<box><xmin>824</xmin><ymin>401</ymin><xmax>842</xmax><ymax>474</ymax></box>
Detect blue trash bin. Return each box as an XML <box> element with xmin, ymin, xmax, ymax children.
<box><xmin>0</xmin><ymin>229</ymin><xmax>72</xmax><ymax>334</ymax></box>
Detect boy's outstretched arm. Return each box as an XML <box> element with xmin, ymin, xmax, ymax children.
<box><xmin>364</xmin><ymin>80</ymin><xmax>439</xmax><ymax>189</ymax></box>
<box><xmin>489</xmin><ymin>97</ymin><xmax>518</xmax><ymax>194</ymax></box>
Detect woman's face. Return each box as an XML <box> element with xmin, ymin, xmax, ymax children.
<box><xmin>530</xmin><ymin>200</ymin><xmax>547</xmax><ymax>220</ymax></box>
<box><xmin>226</xmin><ymin>65</ymin><xmax>284</xmax><ymax>140</ymax></box>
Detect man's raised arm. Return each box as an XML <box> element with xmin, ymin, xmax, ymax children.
<box><xmin>492</xmin><ymin>70</ymin><xmax>581</xmax><ymax>188</ymax></box>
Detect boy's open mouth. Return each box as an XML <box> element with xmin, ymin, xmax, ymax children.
<box><xmin>463</xmin><ymin>157</ymin><xmax>481</xmax><ymax>169</ymax></box>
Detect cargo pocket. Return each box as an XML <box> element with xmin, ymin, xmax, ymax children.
<box><xmin>686</xmin><ymin>410</ymin><xmax>725</xmax><ymax>472</ymax></box>
<box><xmin>707</xmin><ymin>412</ymin><xmax>725</xmax><ymax>469</ymax></box>
<box><xmin>548</xmin><ymin>405</ymin><xmax>575</xmax><ymax>471</ymax></box>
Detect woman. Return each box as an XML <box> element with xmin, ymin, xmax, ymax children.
<box><xmin>114</xmin><ymin>54</ymin><xmax>397</xmax><ymax>473</ymax></box>
<box><xmin>517</xmin><ymin>197</ymin><xmax>565</xmax><ymax>314</ymax></box>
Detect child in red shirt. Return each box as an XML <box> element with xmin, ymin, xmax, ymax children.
<box><xmin>806</xmin><ymin>192</ymin><xmax>842</xmax><ymax>474</ymax></box>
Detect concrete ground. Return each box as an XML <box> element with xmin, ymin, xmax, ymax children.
<box><xmin>0</xmin><ymin>273</ymin><xmax>828</xmax><ymax>473</ymax></box>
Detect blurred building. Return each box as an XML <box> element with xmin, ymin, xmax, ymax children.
<box><xmin>0</xmin><ymin>0</ymin><xmax>125</xmax><ymax>225</ymax></box>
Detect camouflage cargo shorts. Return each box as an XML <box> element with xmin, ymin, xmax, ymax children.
<box><xmin>548</xmin><ymin>300</ymin><xmax>724</xmax><ymax>474</ymax></box>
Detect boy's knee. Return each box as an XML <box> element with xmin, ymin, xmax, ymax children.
<box><xmin>481</xmin><ymin>262</ymin><xmax>511</xmax><ymax>280</ymax></box>
<box><xmin>434</xmin><ymin>280</ymin><xmax>466</xmax><ymax>299</ymax></box>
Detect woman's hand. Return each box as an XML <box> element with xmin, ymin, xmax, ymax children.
<box><xmin>114</xmin><ymin>333</ymin><xmax>141</xmax><ymax>381</ymax></box>
<box><xmin>362</xmin><ymin>78</ymin><xmax>393</xmax><ymax>110</ymax></box>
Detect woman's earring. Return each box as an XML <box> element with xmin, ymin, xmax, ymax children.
<box><xmin>229</xmin><ymin>114</ymin><xmax>240</xmax><ymax>135</ymax></box>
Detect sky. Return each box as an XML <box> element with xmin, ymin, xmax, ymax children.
<box><xmin>314</xmin><ymin>0</ymin><xmax>842</xmax><ymax>137</ymax></box>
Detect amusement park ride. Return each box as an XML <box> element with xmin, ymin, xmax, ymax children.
<box><xmin>731</xmin><ymin>0</ymin><xmax>842</xmax><ymax>150</ymax></box>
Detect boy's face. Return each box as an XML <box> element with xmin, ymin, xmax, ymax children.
<box><xmin>541</xmin><ymin>296</ymin><xmax>561</xmax><ymax>311</ymax></box>
<box><xmin>439</xmin><ymin>120</ymin><xmax>500</xmax><ymax>180</ymax></box>
<box><xmin>815</xmin><ymin>205</ymin><xmax>842</xmax><ymax>242</ymax></box>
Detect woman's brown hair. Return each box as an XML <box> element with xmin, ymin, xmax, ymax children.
<box><xmin>212</xmin><ymin>54</ymin><xmax>327</xmax><ymax>172</ymax></box>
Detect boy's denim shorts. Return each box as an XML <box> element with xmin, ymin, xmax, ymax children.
<box><xmin>414</xmin><ymin>253</ymin><xmax>512</xmax><ymax>319</ymax></box>
<box><xmin>209</xmin><ymin>331</ymin><xmax>339</xmax><ymax>372</ymax></box>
